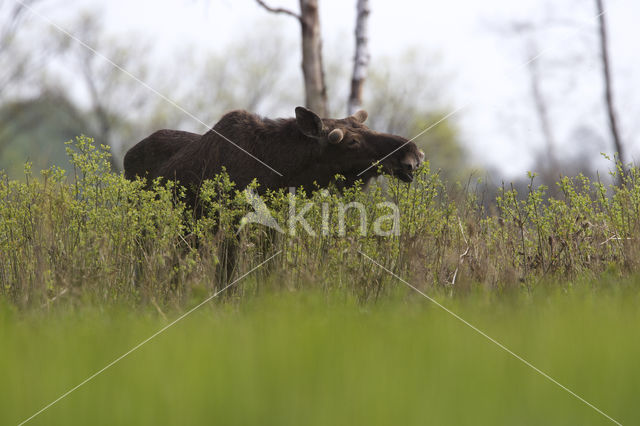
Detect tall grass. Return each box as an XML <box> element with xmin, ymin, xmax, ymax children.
<box><xmin>2</xmin><ymin>285</ymin><xmax>639</xmax><ymax>425</ymax></box>
<box><xmin>1</xmin><ymin>136</ymin><xmax>639</xmax><ymax>307</ymax></box>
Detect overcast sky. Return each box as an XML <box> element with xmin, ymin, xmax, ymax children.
<box><xmin>39</xmin><ymin>0</ymin><xmax>640</xmax><ymax>176</ymax></box>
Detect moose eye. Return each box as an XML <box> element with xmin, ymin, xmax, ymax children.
<box><xmin>346</xmin><ymin>137</ymin><xmax>360</xmax><ymax>147</ymax></box>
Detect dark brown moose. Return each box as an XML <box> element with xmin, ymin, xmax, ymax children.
<box><xmin>124</xmin><ymin>107</ymin><xmax>424</xmax><ymax>204</ymax></box>
<box><xmin>124</xmin><ymin>129</ymin><xmax>199</xmax><ymax>182</ymax></box>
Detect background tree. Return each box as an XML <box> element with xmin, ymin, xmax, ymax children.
<box><xmin>485</xmin><ymin>5</ymin><xmax>621</xmax><ymax>189</ymax></box>
<box><xmin>0</xmin><ymin>0</ymin><xmax>72</xmax><ymax>160</ymax></box>
<box><xmin>595</xmin><ymin>0</ymin><xmax>626</xmax><ymax>180</ymax></box>
<box><xmin>0</xmin><ymin>5</ymin><xmax>465</xmax><ymax>183</ymax></box>
<box><xmin>164</xmin><ymin>26</ymin><xmax>296</xmax><ymax>131</ymax></box>
<box><xmin>503</xmin><ymin>21</ymin><xmax>559</xmax><ymax>184</ymax></box>
<box><xmin>362</xmin><ymin>49</ymin><xmax>468</xmax><ymax>184</ymax></box>
<box><xmin>0</xmin><ymin>90</ymin><xmax>88</xmax><ymax>176</ymax></box>
<box><xmin>0</xmin><ymin>18</ymin><xmax>303</xmax><ymax>177</ymax></box>
<box><xmin>255</xmin><ymin>0</ymin><xmax>328</xmax><ymax>116</ymax></box>
<box><xmin>0</xmin><ymin>0</ymin><xmax>40</xmax><ymax>98</ymax></box>
<box><xmin>61</xmin><ymin>13</ymin><xmax>156</xmax><ymax>171</ymax></box>
<box><xmin>347</xmin><ymin>0</ymin><xmax>370</xmax><ymax>115</ymax></box>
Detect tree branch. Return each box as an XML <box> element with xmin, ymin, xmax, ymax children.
<box><xmin>254</xmin><ymin>0</ymin><xmax>301</xmax><ymax>21</ymax></box>
<box><xmin>595</xmin><ymin>0</ymin><xmax>626</xmax><ymax>176</ymax></box>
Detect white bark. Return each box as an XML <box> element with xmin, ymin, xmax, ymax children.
<box><xmin>348</xmin><ymin>0</ymin><xmax>370</xmax><ymax>115</ymax></box>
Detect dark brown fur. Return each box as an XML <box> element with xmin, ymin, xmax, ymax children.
<box><xmin>124</xmin><ymin>107</ymin><xmax>424</xmax><ymax>204</ymax></box>
<box><xmin>123</xmin><ymin>129</ymin><xmax>199</xmax><ymax>182</ymax></box>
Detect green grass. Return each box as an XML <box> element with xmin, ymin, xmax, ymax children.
<box><xmin>2</xmin><ymin>137</ymin><xmax>640</xmax><ymax>425</ymax></box>
<box><xmin>3</xmin><ymin>137</ymin><xmax>640</xmax><ymax>307</ymax></box>
<box><xmin>2</xmin><ymin>278</ymin><xmax>639</xmax><ymax>426</ymax></box>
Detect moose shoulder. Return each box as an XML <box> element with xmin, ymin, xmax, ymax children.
<box><xmin>124</xmin><ymin>107</ymin><xmax>424</xmax><ymax>200</ymax></box>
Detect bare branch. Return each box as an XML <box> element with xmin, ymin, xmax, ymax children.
<box><xmin>595</xmin><ymin>0</ymin><xmax>626</xmax><ymax>177</ymax></box>
<box><xmin>254</xmin><ymin>0</ymin><xmax>300</xmax><ymax>21</ymax></box>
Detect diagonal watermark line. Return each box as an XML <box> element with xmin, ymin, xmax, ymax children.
<box><xmin>357</xmin><ymin>10</ymin><xmax>607</xmax><ymax>178</ymax></box>
<box><xmin>359</xmin><ymin>250</ymin><xmax>622</xmax><ymax>426</ymax></box>
<box><xmin>357</xmin><ymin>106</ymin><xmax>464</xmax><ymax>177</ymax></box>
<box><xmin>14</xmin><ymin>0</ymin><xmax>283</xmax><ymax>177</ymax></box>
<box><xmin>17</xmin><ymin>251</ymin><xmax>282</xmax><ymax>426</ymax></box>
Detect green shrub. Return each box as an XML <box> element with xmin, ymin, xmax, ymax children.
<box><xmin>1</xmin><ymin>136</ymin><xmax>639</xmax><ymax>308</ymax></box>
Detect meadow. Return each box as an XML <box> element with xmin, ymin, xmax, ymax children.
<box><xmin>2</xmin><ymin>285</ymin><xmax>639</xmax><ymax>425</ymax></box>
<box><xmin>1</xmin><ymin>137</ymin><xmax>639</xmax><ymax>425</ymax></box>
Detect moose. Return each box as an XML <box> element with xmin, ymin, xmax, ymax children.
<box><xmin>124</xmin><ymin>106</ymin><xmax>425</xmax><ymax>206</ymax></box>
<box><xmin>124</xmin><ymin>107</ymin><xmax>424</xmax><ymax>284</ymax></box>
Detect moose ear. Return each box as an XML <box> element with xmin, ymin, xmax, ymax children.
<box><xmin>351</xmin><ymin>110</ymin><xmax>368</xmax><ymax>123</ymax></box>
<box><xmin>295</xmin><ymin>106</ymin><xmax>324</xmax><ymax>137</ymax></box>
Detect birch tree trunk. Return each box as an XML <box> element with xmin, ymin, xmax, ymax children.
<box><xmin>348</xmin><ymin>0</ymin><xmax>370</xmax><ymax>115</ymax></box>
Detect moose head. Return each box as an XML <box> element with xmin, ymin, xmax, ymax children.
<box><xmin>293</xmin><ymin>106</ymin><xmax>425</xmax><ymax>187</ymax></box>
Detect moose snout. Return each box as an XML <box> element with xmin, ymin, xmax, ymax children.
<box><xmin>395</xmin><ymin>150</ymin><xmax>424</xmax><ymax>183</ymax></box>
<box><xmin>401</xmin><ymin>161</ymin><xmax>415</xmax><ymax>172</ymax></box>
<box><xmin>400</xmin><ymin>152</ymin><xmax>420</xmax><ymax>171</ymax></box>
